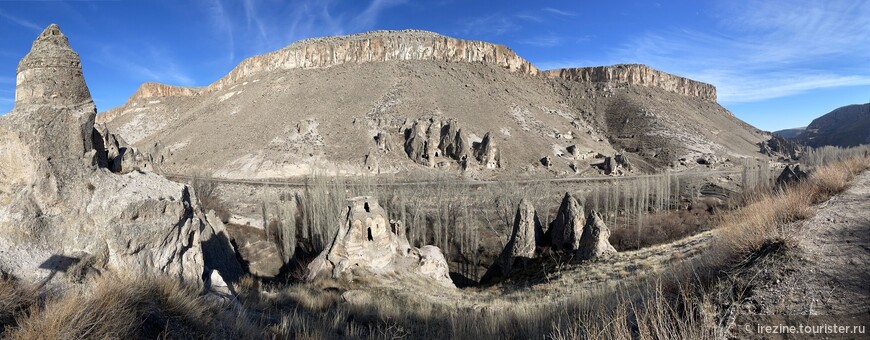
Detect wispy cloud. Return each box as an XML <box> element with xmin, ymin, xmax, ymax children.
<box><xmin>518</xmin><ymin>34</ymin><xmax>563</xmax><ymax>47</ymax></box>
<box><xmin>0</xmin><ymin>9</ymin><xmax>42</xmax><ymax>31</ymax></box>
<box><xmin>203</xmin><ymin>0</ymin><xmax>405</xmax><ymax>65</ymax></box>
<box><xmin>98</xmin><ymin>45</ymin><xmax>194</xmax><ymax>86</ymax></box>
<box><xmin>460</xmin><ymin>14</ymin><xmax>520</xmax><ymax>36</ymax></box>
<box><xmin>609</xmin><ymin>0</ymin><xmax>870</xmax><ymax>103</ymax></box>
<box><xmin>542</xmin><ymin>7</ymin><xmax>575</xmax><ymax>17</ymax></box>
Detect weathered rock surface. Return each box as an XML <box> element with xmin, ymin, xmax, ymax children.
<box><xmin>544</xmin><ymin>64</ymin><xmax>717</xmax><ymax>101</ymax></box>
<box><xmin>759</xmin><ymin>134</ymin><xmax>802</xmax><ymax>160</ymax></box>
<box><xmin>403</xmin><ymin>118</ymin><xmax>487</xmax><ymax>170</ymax></box>
<box><xmin>575</xmin><ymin>210</ymin><xmax>617</xmax><ymax>260</ymax></box>
<box><xmin>210</xmin><ymin>30</ymin><xmax>539</xmax><ymax>92</ymax></box>
<box><xmin>546</xmin><ymin>193</ymin><xmax>585</xmax><ymax>251</ymax></box>
<box><xmin>305</xmin><ymin>197</ymin><xmax>454</xmax><ymax>287</ymax></box>
<box><xmin>0</xmin><ymin>24</ymin><xmax>206</xmax><ymax>286</ymax></box>
<box><xmin>474</xmin><ymin>132</ymin><xmax>501</xmax><ymax>169</ymax></box>
<box><xmin>481</xmin><ymin>199</ymin><xmax>543</xmax><ymax>283</ymax></box>
<box><xmin>201</xmin><ymin>210</ymin><xmax>244</xmax><ymax>283</ymax></box>
<box><xmin>776</xmin><ymin>164</ymin><xmax>808</xmax><ymax>187</ymax></box>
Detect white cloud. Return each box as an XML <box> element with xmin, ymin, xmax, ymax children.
<box><xmin>608</xmin><ymin>0</ymin><xmax>870</xmax><ymax>103</ymax></box>
<box><xmin>518</xmin><ymin>34</ymin><xmax>563</xmax><ymax>48</ymax></box>
<box><xmin>99</xmin><ymin>45</ymin><xmax>195</xmax><ymax>86</ymax></box>
<box><xmin>0</xmin><ymin>10</ymin><xmax>42</xmax><ymax>31</ymax></box>
<box><xmin>542</xmin><ymin>7</ymin><xmax>575</xmax><ymax>17</ymax></box>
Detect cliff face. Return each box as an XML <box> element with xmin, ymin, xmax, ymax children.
<box><xmin>208</xmin><ymin>30</ymin><xmax>539</xmax><ymax>91</ymax></box>
<box><xmin>131</xmin><ymin>82</ymin><xmax>200</xmax><ymax>99</ymax></box>
<box><xmin>544</xmin><ymin>64</ymin><xmax>717</xmax><ymax>102</ymax></box>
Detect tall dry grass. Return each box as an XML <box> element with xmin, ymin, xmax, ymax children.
<box><xmin>4</xmin><ymin>274</ymin><xmax>258</xmax><ymax>339</ymax></box>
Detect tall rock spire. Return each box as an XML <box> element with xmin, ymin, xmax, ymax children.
<box><xmin>15</xmin><ymin>23</ymin><xmax>93</xmax><ymax>108</ymax></box>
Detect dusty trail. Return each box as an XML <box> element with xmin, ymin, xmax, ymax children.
<box><xmin>750</xmin><ymin>171</ymin><xmax>870</xmax><ymax>315</ymax></box>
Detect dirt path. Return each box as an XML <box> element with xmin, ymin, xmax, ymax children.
<box><xmin>749</xmin><ymin>171</ymin><xmax>870</xmax><ymax>315</ymax></box>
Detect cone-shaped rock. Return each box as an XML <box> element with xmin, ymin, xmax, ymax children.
<box><xmin>546</xmin><ymin>192</ymin><xmax>585</xmax><ymax>251</ymax></box>
<box><xmin>575</xmin><ymin>210</ymin><xmax>617</xmax><ymax>260</ymax></box>
<box><xmin>306</xmin><ymin>197</ymin><xmax>454</xmax><ymax>287</ymax></box>
<box><xmin>0</xmin><ymin>24</ymin><xmax>207</xmax><ymax>286</ymax></box>
<box><xmin>481</xmin><ymin>199</ymin><xmax>543</xmax><ymax>284</ymax></box>
<box><xmin>15</xmin><ymin>24</ymin><xmax>93</xmax><ymax>108</ymax></box>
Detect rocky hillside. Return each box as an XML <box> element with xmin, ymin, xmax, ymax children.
<box><xmin>795</xmin><ymin>103</ymin><xmax>870</xmax><ymax>147</ymax></box>
<box><xmin>773</xmin><ymin>127</ymin><xmax>806</xmax><ymax>139</ymax></box>
<box><xmin>98</xmin><ymin>30</ymin><xmax>768</xmax><ymax>179</ymax></box>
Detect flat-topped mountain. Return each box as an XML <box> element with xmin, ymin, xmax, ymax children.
<box><xmin>97</xmin><ymin>30</ymin><xmax>768</xmax><ymax>179</ymax></box>
<box><xmin>794</xmin><ymin>103</ymin><xmax>870</xmax><ymax>147</ymax></box>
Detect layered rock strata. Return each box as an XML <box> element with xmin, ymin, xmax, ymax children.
<box><xmin>545</xmin><ymin>64</ymin><xmax>717</xmax><ymax>102</ymax></box>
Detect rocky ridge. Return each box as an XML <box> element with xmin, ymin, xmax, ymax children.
<box><xmin>544</xmin><ymin>64</ymin><xmax>717</xmax><ymax>101</ymax></box>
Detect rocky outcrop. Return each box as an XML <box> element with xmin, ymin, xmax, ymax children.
<box><xmin>97</xmin><ymin>83</ymin><xmax>199</xmax><ymax>123</ymax></box>
<box><xmin>403</xmin><ymin>118</ymin><xmax>481</xmax><ymax>169</ymax></box>
<box><xmin>211</xmin><ymin>30</ymin><xmax>539</xmax><ymax>92</ymax></box>
<box><xmin>759</xmin><ymin>134</ymin><xmax>802</xmax><ymax>160</ymax></box>
<box><xmin>481</xmin><ymin>199</ymin><xmax>543</xmax><ymax>284</ymax></box>
<box><xmin>544</xmin><ymin>64</ymin><xmax>717</xmax><ymax>102</ymax></box>
<box><xmin>575</xmin><ymin>210</ymin><xmax>617</xmax><ymax>260</ymax></box>
<box><xmin>474</xmin><ymin>132</ymin><xmax>501</xmax><ymax>169</ymax></box>
<box><xmin>546</xmin><ymin>193</ymin><xmax>585</xmax><ymax>251</ymax></box>
<box><xmin>305</xmin><ymin>197</ymin><xmax>453</xmax><ymax>287</ymax></box>
<box><xmin>0</xmin><ymin>24</ymin><xmax>206</xmax><ymax>286</ymax></box>
<box><xmin>94</xmin><ymin>124</ymin><xmax>161</xmax><ymax>174</ymax></box>
<box><xmin>776</xmin><ymin>165</ymin><xmax>808</xmax><ymax>187</ymax></box>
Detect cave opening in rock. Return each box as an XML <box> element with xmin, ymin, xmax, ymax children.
<box><xmin>367</xmin><ymin>227</ymin><xmax>373</xmax><ymax>241</ymax></box>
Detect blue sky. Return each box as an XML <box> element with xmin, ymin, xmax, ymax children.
<box><xmin>0</xmin><ymin>0</ymin><xmax>868</xmax><ymax>131</ymax></box>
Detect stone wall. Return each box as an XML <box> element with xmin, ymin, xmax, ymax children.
<box><xmin>544</xmin><ymin>64</ymin><xmax>717</xmax><ymax>101</ymax></box>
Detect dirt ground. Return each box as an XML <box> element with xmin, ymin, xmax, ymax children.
<box><xmin>743</xmin><ymin>171</ymin><xmax>870</xmax><ymax>316</ymax></box>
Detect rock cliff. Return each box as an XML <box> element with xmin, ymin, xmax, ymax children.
<box><xmin>210</xmin><ymin>30</ymin><xmax>539</xmax><ymax>92</ymax></box>
<box><xmin>544</xmin><ymin>64</ymin><xmax>717</xmax><ymax>102</ymax></box>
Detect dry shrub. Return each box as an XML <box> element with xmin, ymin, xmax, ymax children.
<box><xmin>7</xmin><ymin>274</ymin><xmax>222</xmax><ymax>339</ymax></box>
<box><xmin>0</xmin><ymin>275</ymin><xmax>38</xmax><ymax>335</ymax></box>
<box><xmin>611</xmin><ymin>198</ymin><xmax>719</xmax><ymax>251</ymax></box>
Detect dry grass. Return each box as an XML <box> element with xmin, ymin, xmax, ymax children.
<box><xmin>0</xmin><ymin>275</ymin><xmax>38</xmax><ymax>335</ymax></box>
<box><xmin>4</xmin><ymin>274</ymin><xmax>258</xmax><ymax>339</ymax></box>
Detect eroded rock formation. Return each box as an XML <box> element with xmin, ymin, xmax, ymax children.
<box><xmin>575</xmin><ymin>210</ymin><xmax>617</xmax><ymax>260</ymax></box>
<box><xmin>481</xmin><ymin>199</ymin><xmax>543</xmax><ymax>283</ymax></box>
<box><xmin>403</xmin><ymin>118</ymin><xmax>487</xmax><ymax>169</ymax></box>
<box><xmin>776</xmin><ymin>164</ymin><xmax>808</xmax><ymax>187</ymax></box>
<box><xmin>544</xmin><ymin>64</ymin><xmax>717</xmax><ymax>101</ymax></box>
<box><xmin>305</xmin><ymin>197</ymin><xmax>453</xmax><ymax>287</ymax></box>
<box><xmin>0</xmin><ymin>24</ymin><xmax>207</xmax><ymax>285</ymax></box>
<box><xmin>546</xmin><ymin>193</ymin><xmax>585</xmax><ymax>251</ymax></box>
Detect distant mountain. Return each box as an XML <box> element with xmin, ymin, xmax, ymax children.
<box><xmin>796</xmin><ymin>103</ymin><xmax>870</xmax><ymax>148</ymax></box>
<box><xmin>773</xmin><ymin>127</ymin><xmax>806</xmax><ymax>139</ymax></box>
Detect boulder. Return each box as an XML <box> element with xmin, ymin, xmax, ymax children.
<box><xmin>615</xmin><ymin>153</ymin><xmax>632</xmax><ymax>171</ymax></box>
<box><xmin>776</xmin><ymin>164</ymin><xmax>808</xmax><ymax>187</ymax></box>
<box><xmin>404</xmin><ymin>120</ymin><xmax>429</xmax><ymax>165</ymax></box>
<box><xmin>480</xmin><ymin>199</ymin><xmax>543</xmax><ymax>283</ymax></box>
<box><xmin>236</xmin><ymin>239</ymin><xmax>283</xmax><ymax>278</ymax></box>
<box><xmin>305</xmin><ymin>197</ymin><xmax>454</xmax><ymax>287</ymax></box>
<box><xmin>545</xmin><ymin>193</ymin><xmax>585</xmax><ymax>251</ymax></box>
<box><xmin>0</xmin><ymin>24</ymin><xmax>205</xmax><ymax>286</ymax></box>
<box><xmin>575</xmin><ymin>210</ymin><xmax>617</xmax><ymax>260</ymax></box>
